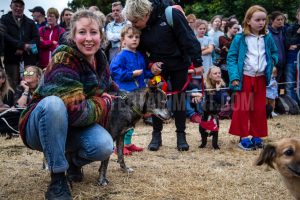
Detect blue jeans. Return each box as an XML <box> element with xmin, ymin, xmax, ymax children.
<box><xmin>285</xmin><ymin>62</ymin><xmax>299</xmax><ymax>103</ymax></box>
<box><xmin>25</xmin><ymin>96</ymin><xmax>114</xmax><ymax>173</ymax></box>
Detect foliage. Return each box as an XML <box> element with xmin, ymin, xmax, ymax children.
<box><xmin>68</xmin><ymin>0</ymin><xmax>126</xmax><ymax>15</ymax></box>
<box><xmin>68</xmin><ymin>0</ymin><xmax>300</xmax><ymax>22</ymax></box>
<box><xmin>184</xmin><ymin>0</ymin><xmax>300</xmax><ymax>22</ymax></box>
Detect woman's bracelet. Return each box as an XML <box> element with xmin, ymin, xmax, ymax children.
<box><xmin>22</xmin><ymin>92</ymin><xmax>29</xmax><ymax>96</ymax></box>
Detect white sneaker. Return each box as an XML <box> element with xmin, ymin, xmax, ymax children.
<box><xmin>271</xmin><ymin>112</ymin><xmax>278</xmax><ymax>117</ymax></box>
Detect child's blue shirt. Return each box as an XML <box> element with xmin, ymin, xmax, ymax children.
<box><xmin>110</xmin><ymin>49</ymin><xmax>153</xmax><ymax>91</ymax></box>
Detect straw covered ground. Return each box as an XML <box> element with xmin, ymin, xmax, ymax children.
<box><xmin>0</xmin><ymin>115</ymin><xmax>299</xmax><ymax>200</ymax></box>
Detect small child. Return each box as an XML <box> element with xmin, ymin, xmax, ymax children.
<box><xmin>195</xmin><ymin>19</ymin><xmax>214</xmax><ymax>78</ymax></box>
<box><xmin>266</xmin><ymin>67</ymin><xmax>279</xmax><ymax>117</ymax></box>
<box><xmin>227</xmin><ymin>5</ymin><xmax>278</xmax><ymax>150</ymax></box>
<box><xmin>110</xmin><ymin>24</ymin><xmax>153</xmax><ymax>155</ymax></box>
<box><xmin>0</xmin><ymin>69</ymin><xmax>14</xmax><ymax>111</ymax></box>
<box><xmin>185</xmin><ymin>19</ymin><xmax>214</xmax><ymax>123</ymax></box>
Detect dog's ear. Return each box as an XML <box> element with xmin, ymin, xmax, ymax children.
<box><xmin>256</xmin><ymin>144</ymin><xmax>277</xmax><ymax>168</ymax></box>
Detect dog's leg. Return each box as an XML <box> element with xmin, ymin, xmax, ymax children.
<box><xmin>98</xmin><ymin>158</ymin><xmax>110</xmax><ymax>186</ymax></box>
<box><xmin>116</xmin><ymin>136</ymin><xmax>134</xmax><ymax>173</ymax></box>
<box><xmin>212</xmin><ymin>131</ymin><xmax>220</xmax><ymax>150</ymax></box>
<box><xmin>199</xmin><ymin>126</ymin><xmax>208</xmax><ymax>148</ymax></box>
<box><xmin>212</xmin><ymin>117</ymin><xmax>220</xmax><ymax>149</ymax></box>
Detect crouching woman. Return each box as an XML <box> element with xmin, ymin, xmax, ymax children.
<box><xmin>18</xmin><ymin>10</ymin><xmax>118</xmax><ymax>200</ymax></box>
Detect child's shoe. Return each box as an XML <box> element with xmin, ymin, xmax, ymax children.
<box><xmin>125</xmin><ymin>144</ymin><xmax>144</xmax><ymax>152</ymax></box>
<box><xmin>114</xmin><ymin>147</ymin><xmax>132</xmax><ymax>155</ymax></box>
<box><xmin>238</xmin><ymin>138</ymin><xmax>255</xmax><ymax>151</ymax></box>
<box><xmin>190</xmin><ymin>113</ymin><xmax>202</xmax><ymax>123</ymax></box>
<box><xmin>251</xmin><ymin>137</ymin><xmax>264</xmax><ymax>149</ymax></box>
<box><xmin>271</xmin><ymin>112</ymin><xmax>278</xmax><ymax>117</ymax></box>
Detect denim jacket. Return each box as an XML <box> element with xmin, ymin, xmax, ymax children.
<box><xmin>227</xmin><ymin>33</ymin><xmax>278</xmax><ymax>91</ymax></box>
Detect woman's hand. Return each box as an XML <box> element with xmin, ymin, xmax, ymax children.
<box><xmin>151</xmin><ymin>62</ymin><xmax>163</xmax><ymax>75</ymax></box>
<box><xmin>20</xmin><ymin>80</ymin><xmax>29</xmax><ymax>92</ymax></box>
<box><xmin>191</xmin><ymin>92</ymin><xmax>203</xmax><ymax>104</ymax></box>
<box><xmin>133</xmin><ymin>69</ymin><xmax>143</xmax><ymax>77</ymax></box>
<box><xmin>101</xmin><ymin>92</ymin><xmax>116</xmax><ymax>102</ymax></box>
<box><xmin>289</xmin><ymin>45</ymin><xmax>297</xmax><ymax>50</ymax></box>
<box><xmin>231</xmin><ymin>80</ymin><xmax>239</xmax><ymax>87</ymax></box>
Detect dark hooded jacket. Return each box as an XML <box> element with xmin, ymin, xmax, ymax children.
<box><xmin>138</xmin><ymin>0</ymin><xmax>202</xmax><ymax>71</ymax></box>
<box><xmin>285</xmin><ymin>22</ymin><xmax>300</xmax><ymax>63</ymax></box>
<box><xmin>1</xmin><ymin>12</ymin><xmax>39</xmax><ymax>65</ymax></box>
<box><xmin>268</xmin><ymin>25</ymin><xmax>286</xmax><ymax>66</ymax></box>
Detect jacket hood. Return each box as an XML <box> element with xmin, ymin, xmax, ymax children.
<box><xmin>52</xmin><ymin>44</ymin><xmax>83</xmax><ymax>60</ymax></box>
<box><xmin>268</xmin><ymin>25</ymin><xmax>283</xmax><ymax>34</ymax></box>
<box><xmin>52</xmin><ymin>44</ymin><xmax>107</xmax><ymax>73</ymax></box>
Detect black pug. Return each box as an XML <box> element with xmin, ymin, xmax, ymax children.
<box><xmin>199</xmin><ymin>97</ymin><xmax>221</xmax><ymax>150</ymax></box>
<box><xmin>98</xmin><ymin>87</ymin><xmax>170</xmax><ymax>186</ymax></box>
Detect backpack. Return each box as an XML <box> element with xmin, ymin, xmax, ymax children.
<box><xmin>165</xmin><ymin>5</ymin><xmax>185</xmax><ymax>27</ymax></box>
<box><xmin>275</xmin><ymin>95</ymin><xmax>300</xmax><ymax>115</ymax></box>
<box><xmin>165</xmin><ymin>6</ymin><xmax>174</xmax><ymax>27</ymax></box>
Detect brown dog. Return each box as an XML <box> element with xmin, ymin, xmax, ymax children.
<box><xmin>256</xmin><ymin>138</ymin><xmax>300</xmax><ymax>199</ymax></box>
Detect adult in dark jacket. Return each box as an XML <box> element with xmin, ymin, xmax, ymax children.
<box><xmin>123</xmin><ymin>0</ymin><xmax>203</xmax><ymax>151</ymax></box>
<box><xmin>1</xmin><ymin>0</ymin><xmax>39</xmax><ymax>89</ymax></box>
<box><xmin>285</xmin><ymin>8</ymin><xmax>300</xmax><ymax>104</ymax></box>
<box><xmin>268</xmin><ymin>11</ymin><xmax>286</xmax><ymax>90</ymax></box>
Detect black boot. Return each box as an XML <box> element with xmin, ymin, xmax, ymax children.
<box><xmin>66</xmin><ymin>153</ymin><xmax>83</xmax><ymax>182</ymax></box>
<box><xmin>45</xmin><ymin>172</ymin><xmax>72</xmax><ymax>200</ymax></box>
<box><xmin>177</xmin><ymin>132</ymin><xmax>189</xmax><ymax>151</ymax></box>
<box><xmin>148</xmin><ymin>131</ymin><xmax>162</xmax><ymax>151</ymax></box>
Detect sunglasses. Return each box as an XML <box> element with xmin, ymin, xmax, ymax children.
<box><xmin>23</xmin><ymin>71</ymin><xmax>36</xmax><ymax>76</ymax></box>
<box><xmin>0</xmin><ymin>76</ymin><xmax>5</xmax><ymax>79</ymax></box>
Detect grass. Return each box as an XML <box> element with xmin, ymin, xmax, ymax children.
<box><xmin>0</xmin><ymin>115</ymin><xmax>299</xmax><ymax>200</ymax></box>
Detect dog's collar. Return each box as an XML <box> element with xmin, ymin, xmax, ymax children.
<box><xmin>117</xmin><ymin>93</ymin><xmax>144</xmax><ymax>117</ymax></box>
<box><xmin>131</xmin><ymin>105</ymin><xmax>144</xmax><ymax>117</ymax></box>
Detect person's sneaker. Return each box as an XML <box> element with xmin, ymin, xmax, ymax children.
<box><xmin>271</xmin><ymin>112</ymin><xmax>278</xmax><ymax>117</ymax></box>
<box><xmin>125</xmin><ymin>144</ymin><xmax>144</xmax><ymax>152</ymax></box>
<box><xmin>66</xmin><ymin>153</ymin><xmax>83</xmax><ymax>183</ymax></box>
<box><xmin>251</xmin><ymin>137</ymin><xmax>264</xmax><ymax>149</ymax></box>
<box><xmin>45</xmin><ymin>173</ymin><xmax>72</xmax><ymax>200</ymax></box>
<box><xmin>238</xmin><ymin>138</ymin><xmax>255</xmax><ymax>151</ymax></box>
<box><xmin>114</xmin><ymin>147</ymin><xmax>132</xmax><ymax>155</ymax></box>
<box><xmin>190</xmin><ymin>113</ymin><xmax>202</xmax><ymax>123</ymax></box>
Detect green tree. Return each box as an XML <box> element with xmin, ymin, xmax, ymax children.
<box><xmin>68</xmin><ymin>0</ymin><xmax>126</xmax><ymax>14</ymax></box>
<box><xmin>184</xmin><ymin>0</ymin><xmax>299</xmax><ymax>22</ymax></box>
<box><xmin>68</xmin><ymin>0</ymin><xmax>300</xmax><ymax>22</ymax></box>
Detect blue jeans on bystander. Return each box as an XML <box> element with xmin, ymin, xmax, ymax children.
<box><xmin>285</xmin><ymin>62</ymin><xmax>300</xmax><ymax>104</ymax></box>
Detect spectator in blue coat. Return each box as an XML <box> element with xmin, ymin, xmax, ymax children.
<box><xmin>110</xmin><ymin>24</ymin><xmax>153</xmax><ymax>155</ymax></box>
